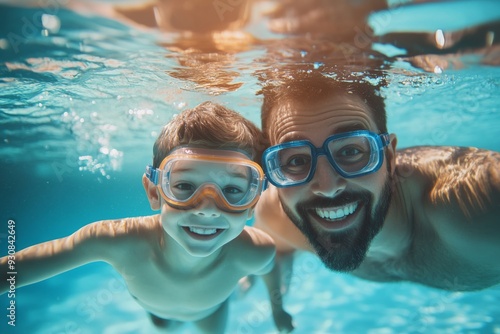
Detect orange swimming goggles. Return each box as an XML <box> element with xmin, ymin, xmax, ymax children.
<box><xmin>146</xmin><ymin>147</ymin><xmax>266</xmax><ymax>212</ymax></box>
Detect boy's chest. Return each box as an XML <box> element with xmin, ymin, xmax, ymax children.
<box><xmin>118</xmin><ymin>256</ymin><xmax>243</xmax><ymax>318</ymax></box>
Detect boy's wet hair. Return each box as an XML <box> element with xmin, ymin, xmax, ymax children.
<box><xmin>259</xmin><ymin>69</ymin><xmax>387</xmax><ymax>146</ymax></box>
<box><xmin>153</xmin><ymin>101</ymin><xmax>264</xmax><ymax>168</ymax></box>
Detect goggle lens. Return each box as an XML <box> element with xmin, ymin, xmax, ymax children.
<box><xmin>162</xmin><ymin>159</ymin><xmax>259</xmax><ymax>206</ymax></box>
<box><xmin>327</xmin><ymin>135</ymin><xmax>376</xmax><ymax>173</ymax></box>
<box><xmin>275</xmin><ymin>146</ymin><xmax>312</xmax><ymax>184</ymax></box>
<box><xmin>147</xmin><ymin>148</ymin><xmax>265</xmax><ymax>212</ymax></box>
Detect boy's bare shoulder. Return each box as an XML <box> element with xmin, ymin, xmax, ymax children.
<box><xmin>227</xmin><ymin>226</ymin><xmax>276</xmax><ymax>273</ymax></box>
<box><xmin>86</xmin><ymin>214</ymin><xmax>162</xmax><ymax>241</ymax></box>
<box><xmin>80</xmin><ymin>215</ymin><xmax>163</xmax><ymax>260</ymax></box>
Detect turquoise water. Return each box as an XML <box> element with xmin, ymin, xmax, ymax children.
<box><xmin>1</xmin><ymin>1</ymin><xmax>500</xmax><ymax>333</ymax></box>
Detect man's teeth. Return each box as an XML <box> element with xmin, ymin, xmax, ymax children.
<box><xmin>316</xmin><ymin>202</ymin><xmax>358</xmax><ymax>220</ymax></box>
<box><xmin>189</xmin><ymin>227</ymin><xmax>218</xmax><ymax>235</ymax></box>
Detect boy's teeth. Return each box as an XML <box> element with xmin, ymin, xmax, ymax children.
<box><xmin>189</xmin><ymin>227</ymin><xmax>217</xmax><ymax>235</ymax></box>
<box><xmin>315</xmin><ymin>202</ymin><xmax>358</xmax><ymax>220</ymax></box>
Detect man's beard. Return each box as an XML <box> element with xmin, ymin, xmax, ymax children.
<box><xmin>280</xmin><ymin>176</ymin><xmax>393</xmax><ymax>272</ymax></box>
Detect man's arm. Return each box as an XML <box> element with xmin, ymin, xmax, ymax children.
<box><xmin>417</xmin><ymin>147</ymin><xmax>500</xmax><ymax>287</ymax></box>
<box><xmin>241</xmin><ymin>228</ymin><xmax>295</xmax><ymax>333</ymax></box>
<box><xmin>260</xmin><ymin>251</ymin><xmax>295</xmax><ymax>333</ymax></box>
<box><xmin>252</xmin><ymin>187</ymin><xmax>310</xmax><ymax>333</ymax></box>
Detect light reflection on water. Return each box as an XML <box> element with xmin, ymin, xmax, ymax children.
<box><xmin>1</xmin><ymin>1</ymin><xmax>499</xmax><ymax>174</ymax></box>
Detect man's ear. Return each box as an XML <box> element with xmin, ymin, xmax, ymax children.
<box><xmin>386</xmin><ymin>133</ymin><xmax>398</xmax><ymax>176</ymax></box>
<box><xmin>142</xmin><ymin>174</ymin><xmax>161</xmax><ymax>211</ymax></box>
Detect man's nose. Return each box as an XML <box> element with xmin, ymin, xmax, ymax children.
<box><xmin>310</xmin><ymin>156</ymin><xmax>346</xmax><ymax>197</ymax></box>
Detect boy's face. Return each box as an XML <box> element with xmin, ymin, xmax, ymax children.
<box><xmin>145</xmin><ymin>147</ymin><xmax>264</xmax><ymax>257</ymax></box>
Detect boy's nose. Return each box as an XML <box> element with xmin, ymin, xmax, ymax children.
<box><xmin>194</xmin><ymin>197</ymin><xmax>221</xmax><ymax>217</ymax></box>
<box><xmin>310</xmin><ymin>156</ymin><xmax>346</xmax><ymax>197</ymax></box>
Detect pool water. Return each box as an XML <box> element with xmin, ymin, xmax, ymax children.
<box><xmin>1</xmin><ymin>1</ymin><xmax>500</xmax><ymax>333</ymax></box>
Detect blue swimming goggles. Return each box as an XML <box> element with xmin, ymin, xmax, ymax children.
<box><xmin>262</xmin><ymin>130</ymin><xmax>391</xmax><ymax>188</ymax></box>
<box><xmin>146</xmin><ymin>147</ymin><xmax>266</xmax><ymax>212</ymax></box>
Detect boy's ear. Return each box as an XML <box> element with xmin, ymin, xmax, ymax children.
<box><xmin>142</xmin><ymin>174</ymin><xmax>161</xmax><ymax>211</ymax></box>
<box><xmin>386</xmin><ymin>133</ymin><xmax>398</xmax><ymax>176</ymax></box>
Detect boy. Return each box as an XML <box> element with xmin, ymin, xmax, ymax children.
<box><xmin>0</xmin><ymin>101</ymin><xmax>276</xmax><ymax>333</ymax></box>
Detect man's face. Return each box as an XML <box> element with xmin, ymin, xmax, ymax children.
<box><xmin>270</xmin><ymin>94</ymin><xmax>395</xmax><ymax>272</ymax></box>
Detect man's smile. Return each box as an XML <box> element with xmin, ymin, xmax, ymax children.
<box><xmin>315</xmin><ymin>201</ymin><xmax>359</xmax><ymax>220</ymax></box>
<box><xmin>311</xmin><ymin>201</ymin><xmax>364</xmax><ymax>231</ymax></box>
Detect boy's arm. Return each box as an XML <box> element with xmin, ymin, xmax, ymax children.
<box><xmin>0</xmin><ymin>219</ymin><xmax>128</xmax><ymax>295</ymax></box>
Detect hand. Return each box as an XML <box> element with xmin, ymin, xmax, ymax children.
<box><xmin>272</xmin><ymin>308</ymin><xmax>294</xmax><ymax>333</ymax></box>
<box><xmin>482</xmin><ymin>45</ymin><xmax>500</xmax><ymax>66</ymax></box>
<box><xmin>236</xmin><ymin>275</ymin><xmax>256</xmax><ymax>297</ymax></box>
<box><xmin>406</xmin><ymin>54</ymin><xmax>463</xmax><ymax>73</ymax></box>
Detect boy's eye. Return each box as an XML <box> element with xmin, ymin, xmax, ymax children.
<box><xmin>173</xmin><ymin>183</ymin><xmax>195</xmax><ymax>192</ymax></box>
<box><xmin>223</xmin><ymin>186</ymin><xmax>243</xmax><ymax>194</ymax></box>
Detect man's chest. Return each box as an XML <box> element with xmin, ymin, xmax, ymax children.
<box><xmin>355</xmin><ymin>237</ymin><xmax>498</xmax><ymax>291</ymax></box>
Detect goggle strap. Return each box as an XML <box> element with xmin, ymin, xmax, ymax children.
<box><xmin>145</xmin><ymin>165</ymin><xmax>160</xmax><ymax>185</ymax></box>
<box><xmin>380</xmin><ymin>133</ymin><xmax>390</xmax><ymax>147</ymax></box>
<box><xmin>262</xmin><ymin>178</ymin><xmax>269</xmax><ymax>191</ymax></box>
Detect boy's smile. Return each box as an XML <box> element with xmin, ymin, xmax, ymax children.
<box><xmin>183</xmin><ymin>226</ymin><xmax>225</xmax><ymax>238</ymax></box>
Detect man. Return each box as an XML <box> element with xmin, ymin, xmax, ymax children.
<box><xmin>254</xmin><ymin>69</ymin><xmax>500</xmax><ymax>331</ymax></box>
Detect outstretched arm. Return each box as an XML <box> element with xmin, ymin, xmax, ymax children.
<box><xmin>404</xmin><ymin>147</ymin><xmax>500</xmax><ymax>288</ymax></box>
<box><xmin>435</xmin><ymin>148</ymin><xmax>500</xmax><ymax>274</ymax></box>
<box><xmin>0</xmin><ymin>219</ymin><xmax>124</xmax><ymax>295</ymax></box>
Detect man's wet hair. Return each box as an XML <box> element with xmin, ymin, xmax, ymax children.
<box><xmin>258</xmin><ymin>66</ymin><xmax>388</xmax><ymax>145</ymax></box>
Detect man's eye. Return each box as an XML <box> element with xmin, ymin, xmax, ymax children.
<box><xmin>286</xmin><ymin>155</ymin><xmax>310</xmax><ymax>167</ymax></box>
<box><xmin>339</xmin><ymin>147</ymin><xmax>362</xmax><ymax>157</ymax></box>
<box><xmin>281</xmin><ymin>155</ymin><xmax>311</xmax><ymax>175</ymax></box>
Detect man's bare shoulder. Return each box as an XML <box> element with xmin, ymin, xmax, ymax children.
<box><xmin>396</xmin><ymin>147</ymin><xmax>500</xmax><ymax>288</ymax></box>
<box><xmin>396</xmin><ymin>146</ymin><xmax>500</xmax><ymax>217</ymax></box>
<box><xmin>254</xmin><ymin>186</ymin><xmax>286</xmax><ymax>228</ymax></box>
<box><xmin>254</xmin><ymin>187</ymin><xmax>312</xmax><ymax>253</ymax></box>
